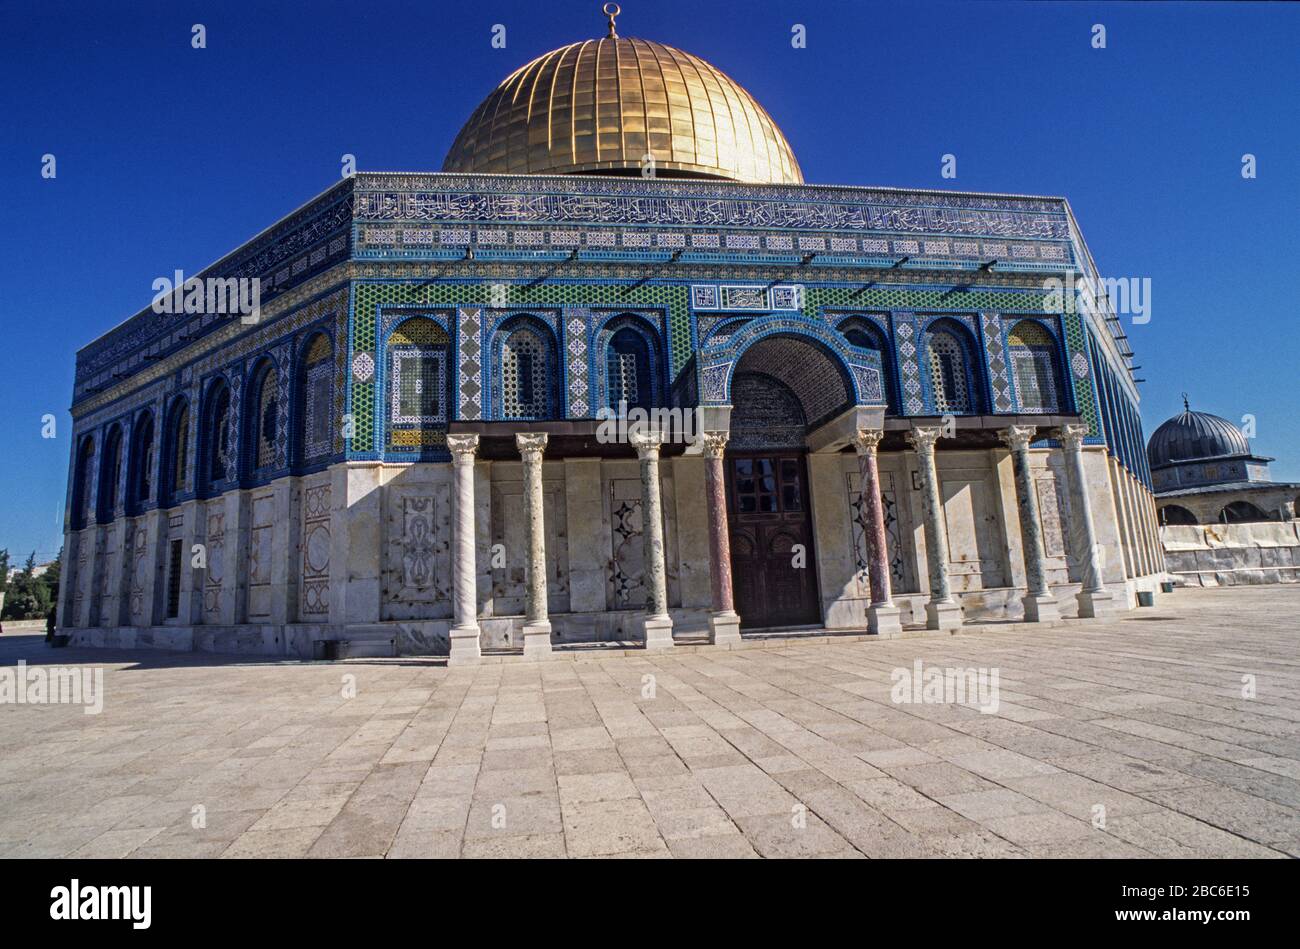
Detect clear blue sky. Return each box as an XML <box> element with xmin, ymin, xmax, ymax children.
<box><xmin>1</xmin><ymin>0</ymin><xmax>1297</xmax><ymax>561</ymax></box>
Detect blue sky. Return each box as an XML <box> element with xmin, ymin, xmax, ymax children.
<box><xmin>1</xmin><ymin>0</ymin><xmax>1297</xmax><ymax>561</ymax></box>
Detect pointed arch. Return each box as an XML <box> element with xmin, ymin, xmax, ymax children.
<box><xmin>386</xmin><ymin>316</ymin><xmax>452</xmax><ymax>451</ymax></box>
<box><xmin>199</xmin><ymin>376</ymin><xmax>232</xmax><ymax>496</ymax></box>
<box><xmin>923</xmin><ymin>318</ymin><xmax>983</xmax><ymax>415</ymax></box>
<box><xmin>163</xmin><ymin>396</ymin><xmax>191</xmax><ymax>506</ymax></box>
<box><xmin>1159</xmin><ymin>504</ymin><xmax>1197</xmax><ymax>526</ymax></box>
<box><xmin>128</xmin><ymin>409</ymin><xmax>156</xmax><ymax>513</ymax></box>
<box><xmin>1221</xmin><ymin>500</ymin><xmax>1269</xmax><ymax>524</ymax></box>
<box><xmin>598</xmin><ymin>314</ymin><xmax>664</xmax><ymax>412</ymax></box>
<box><xmin>296</xmin><ymin>331</ymin><xmax>335</xmax><ymax>467</ymax></box>
<box><xmin>97</xmin><ymin>423</ymin><xmax>124</xmax><ymax>522</ymax></box>
<box><xmin>245</xmin><ymin>356</ymin><xmax>280</xmax><ymax>477</ymax></box>
<box><xmin>837</xmin><ymin>316</ymin><xmax>898</xmax><ymax>414</ymax></box>
<box><xmin>492</xmin><ymin>315</ymin><xmax>558</xmax><ymax>420</ymax></box>
<box><xmin>71</xmin><ymin>434</ymin><xmax>96</xmax><ymax>530</ymax></box>
<box><xmin>1007</xmin><ymin>318</ymin><xmax>1064</xmax><ymax>414</ymax></box>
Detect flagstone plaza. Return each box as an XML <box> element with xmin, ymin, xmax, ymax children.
<box><xmin>1</xmin><ymin>585</ymin><xmax>1297</xmax><ymax>859</ymax></box>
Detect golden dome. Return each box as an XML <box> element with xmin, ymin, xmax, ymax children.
<box><xmin>441</xmin><ymin>9</ymin><xmax>802</xmax><ymax>185</ymax></box>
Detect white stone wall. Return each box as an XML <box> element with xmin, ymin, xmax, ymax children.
<box><xmin>62</xmin><ymin>441</ymin><xmax>1160</xmax><ymax>653</ymax></box>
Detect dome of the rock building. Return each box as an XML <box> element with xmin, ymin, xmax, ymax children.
<box><xmin>1148</xmin><ymin>403</ymin><xmax>1251</xmax><ymax>469</ymax></box>
<box><xmin>441</xmin><ymin>6</ymin><xmax>803</xmax><ymax>184</ymax></box>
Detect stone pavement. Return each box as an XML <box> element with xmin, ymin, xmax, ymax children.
<box><xmin>1</xmin><ymin>585</ymin><xmax>1298</xmax><ymax>859</ymax></box>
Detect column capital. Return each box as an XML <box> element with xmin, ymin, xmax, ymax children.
<box><xmin>999</xmin><ymin>425</ymin><xmax>1038</xmax><ymax>453</ymax></box>
<box><xmin>853</xmin><ymin>428</ymin><xmax>885</xmax><ymax>457</ymax></box>
<box><xmin>700</xmin><ymin>431</ymin><xmax>729</xmax><ymax>459</ymax></box>
<box><xmin>906</xmin><ymin>426</ymin><xmax>942</xmax><ymax>455</ymax></box>
<box><xmin>446</xmin><ymin>433</ymin><xmax>480</xmax><ymax>460</ymax></box>
<box><xmin>629</xmin><ymin>428</ymin><xmax>666</xmax><ymax>459</ymax></box>
<box><xmin>1054</xmin><ymin>423</ymin><xmax>1090</xmax><ymax>452</ymax></box>
<box><xmin>515</xmin><ymin>431</ymin><xmax>548</xmax><ymax>463</ymax></box>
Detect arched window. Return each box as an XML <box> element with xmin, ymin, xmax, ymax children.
<box><xmin>1007</xmin><ymin>320</ymin><xmax>1062</xmax><ymax>413</ymax></box>
<box><xmin>300</xmin><ymin>334</ymin><xmax>334</xmax><ymax>463</ymax></box>
<box><xmin>924</xmin><ymin>323</ymin><xmax>978</xmax><ymax>414</ymax></box>
<box><xmin>387</xmin><ymin>317</ymin><xmax>451</xmax><ymax>450</ymax></box>
<box><xmin>201</xmin><ymin>378</ymin><xmax>232</xmax><ymax>493</ymax></box>
<box><xmin>1221</xmin><ymin>500</ymin><xmax>1270</xmax><ymax>524</ymax></box>
<box><xmin>498</xmin><ymin>324</ymin><xmax>553</xmax><ymax>419</ymax></box>
<box><xmin>72</xmin><ymin>436</ymin><xmax>95</xmax><ymax>530</ymax></box>
<box><xmin>164</xmin><ymin>399</ymin><xmax>190</xmax><ymax>505</ymax></box>
<box><xmin>98</xmin><ymin>424</ymin><xmax>124</xmax><ymax>522</ymax></box>
<box><xmin>838</xmin><ymin>317</ymin><xmax>897</xmax><ymax>414</ymax></box>
<box><xmin>130</xmin><ymin>411</ymin><xmax>155</xmax><ymax>511</ymax></box>
<box><xmin>1159</xmin><ymin>504</ymin><xmax>1197</xmax><ymax>526</ymax></box>
<box><xmin>249</xmin><ymin>361</ymin><xmax>279</xmax><ymax>473</ymax></box>
<box><xmin>606</xmin><ymin>326</ymin><xmax>654</xmax><ymax>411</ymax></box>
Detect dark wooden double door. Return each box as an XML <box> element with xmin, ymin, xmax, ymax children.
<box><xmin>726</xmin><ymin>452</ymin><xmax>820</xmax><ymax>629</ymax></box>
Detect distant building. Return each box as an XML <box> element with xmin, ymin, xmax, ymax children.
<box><xmin>1149</xmin><ymin>399</ymin><xmax>1299</xmax><ymax>525</ymax></box>
<box><xmin>1150</xmin><ymin>400</ymin><xmax>1300</xmax><ymax>586</ymax></box>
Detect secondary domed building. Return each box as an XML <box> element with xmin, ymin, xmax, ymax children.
<box><xmin>1150</xmin><ymin>399</ymin><xmax>1299</xmax><ymax>586</ymax></box>
<box><xmin>58</xmin><ymin>7</ymin><xmax>1167</xmax><ymax>659</ymax></box>
<box><xmin>1150</xmin><ymin>399</ymin><xmax>1297</xmax><ymax>524</ymax></box>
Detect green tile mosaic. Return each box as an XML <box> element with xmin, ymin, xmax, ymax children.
<box><xmin>350</xmin><ymin>280</ymin><xmax>689</xmax><ymax>450</ymax></box>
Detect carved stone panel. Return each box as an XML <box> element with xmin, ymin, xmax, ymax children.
<box><xmin>300</xmin><ymin>480</ymin><xmax>331</xmax><ymax>617</ymax></box>
<box><xmin>383</xmin><ymin>479</ymin><xmax>453</xmax><ymax>620</ymax></box>
<box><xmin>203</xmin><ymin>503</ymin><xmax>225</xmax><ymax>620</ymax></box>
<box><xmin>848</xmin><ymin>468</ymin><xmax>914</xmax><ymax>595</ymax></box>
<box><xmin>246</xmin><ymin>493</ymin><xmax>275</xmax><ymax>621</ymax></box>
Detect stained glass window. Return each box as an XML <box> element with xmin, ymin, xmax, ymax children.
<box><xmin>1007</xmin><ymin>320</ymin><xmax>1060</xmax><ymax>413</ymax></box>
<box><xmin>391</xmin><ymin>349</ymin><xmax>445</xmax><ymax>424</ymax></box>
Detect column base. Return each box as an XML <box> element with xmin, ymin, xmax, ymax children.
<box><xmin>643</xmin><ymin>614</ymin><xmax>675</xmax><ymax>650</ymax></box>
<box><xmin>1076</xmin><ymin>589</ymin><xmax>1116</xmax><ymax>619</ymax></box>
<box><xmin>868</xmin><ymin>604</ymin><xmax>903</xmax><ymax>638</ymax></box>
<box><xmin>708</xmin><ymin>611</ymin><xmax>741</xmax><ymax>646</ymax></box>
<box><xmin>1021</xmin><ymin>592</ymin><xmax>1060</xmax><ymax>623</ymax></box>
<box><xmin>447</xmin><ymin>624</ymin><xmax>482</xmax><ymax>666</ymax></box>
<box><xmin>925</xmin><ymin>599</ymin><xmax>963</xmax><ymax>631</ymax></box>
<box><xmin>522</xmin><ymin>621</ymin><xmax>553</xmax><ymax>659</ymax></box>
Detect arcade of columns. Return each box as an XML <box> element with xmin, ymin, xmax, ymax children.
<box><xmin>443</xmin><ymin>423</ymin><xmax>1115</xmax><ymax>666</ymax></box>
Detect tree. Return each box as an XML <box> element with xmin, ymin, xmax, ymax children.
<box><xmin>43</xmin><ymin>548</ymin><xmax>61</xmax><ymax>613</ymax></box>
<box><xmin>0</xmin><ymin>548</ymin><xmax>9</xmax><ymax>598</ymax></box>
<box><xmin>2</xmin><ymin>551</ymin><xmax>52</xmax><ymax>621</ymax></box>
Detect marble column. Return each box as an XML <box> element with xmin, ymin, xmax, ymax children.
<box><xmin>630</xmin><ymin>429</ymin><xmax>675</xmax><ymax>650</ymax></box>
<box><xmin>1001</xmin><ymin>425</ymin><xmax>1060</xmax><ymax>622</ymax></box>
<box><xmin>447</xmin><ymin>434</ymin><xmax>482</xmax><ymax>665</ymax></box>
<box><xmin>1056</xmin><ymin>424</ymin><xmax>1115</xmax><ymax>618</ymax></box>
<box><xmin>907</xmin><ymin>426</ymin><xmax>963</xmax><ymax>630</ymax></box>
<box><xmin>516</xmin><ymin>432</ymin><xmax>552</xmax><ymax>658</ymax></box>
<box><xmin>701</xmin><ymin>432</ymin><xmax>741</xmax><ymax>645</ymax></box>
<box><xmin>853</xmin><ymin>429</ymin><xmax>902</xmax><ymax>637</ymax></box>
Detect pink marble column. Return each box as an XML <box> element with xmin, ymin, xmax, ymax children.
<box><xmin>702</xmin><ymin>432</ymin><xmax>740</xmax><ymax>645</ymax></box>
<box><xmin>853</xmin><ymin>429</ymin><xmax>902</xmax><ymax>636</ymax></box>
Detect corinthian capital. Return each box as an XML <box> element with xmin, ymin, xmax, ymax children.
<box><xmin>515</xmin><ymin>431</ymin><xmax>548</xmax><ymax>463</ymax></box>
<box><xmin>1054</xmin><ymin>424</ymin><xmax>1089</xmax><ymax>452</ymax></box>
<box><xmin>907</xmin><ymin>426</ymin><xmax>942</xmax><ymax>455</ymax></box>
<box><xmin>629</xmin><ymin>428</ymin><xmax>666</xmax><ymax>459</ymax></box>
<box><xmin>700</xmin><ymin>431</ymin><xmax>729</xmax><ymax>459</ymax></box>
<box><xmin>446</xmin><ymin>434</ymin><xmax>480</xmax><ymax>461</ymax></box>
<box><xmin>853</xmin><ymin>428</ymin><xmax>884</xmax><ymax>457</ymax></box>
<box><xmin>999</xmin><ymin>425</ymin><xmax>1038</xmax><ymax>453</ymax></box>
